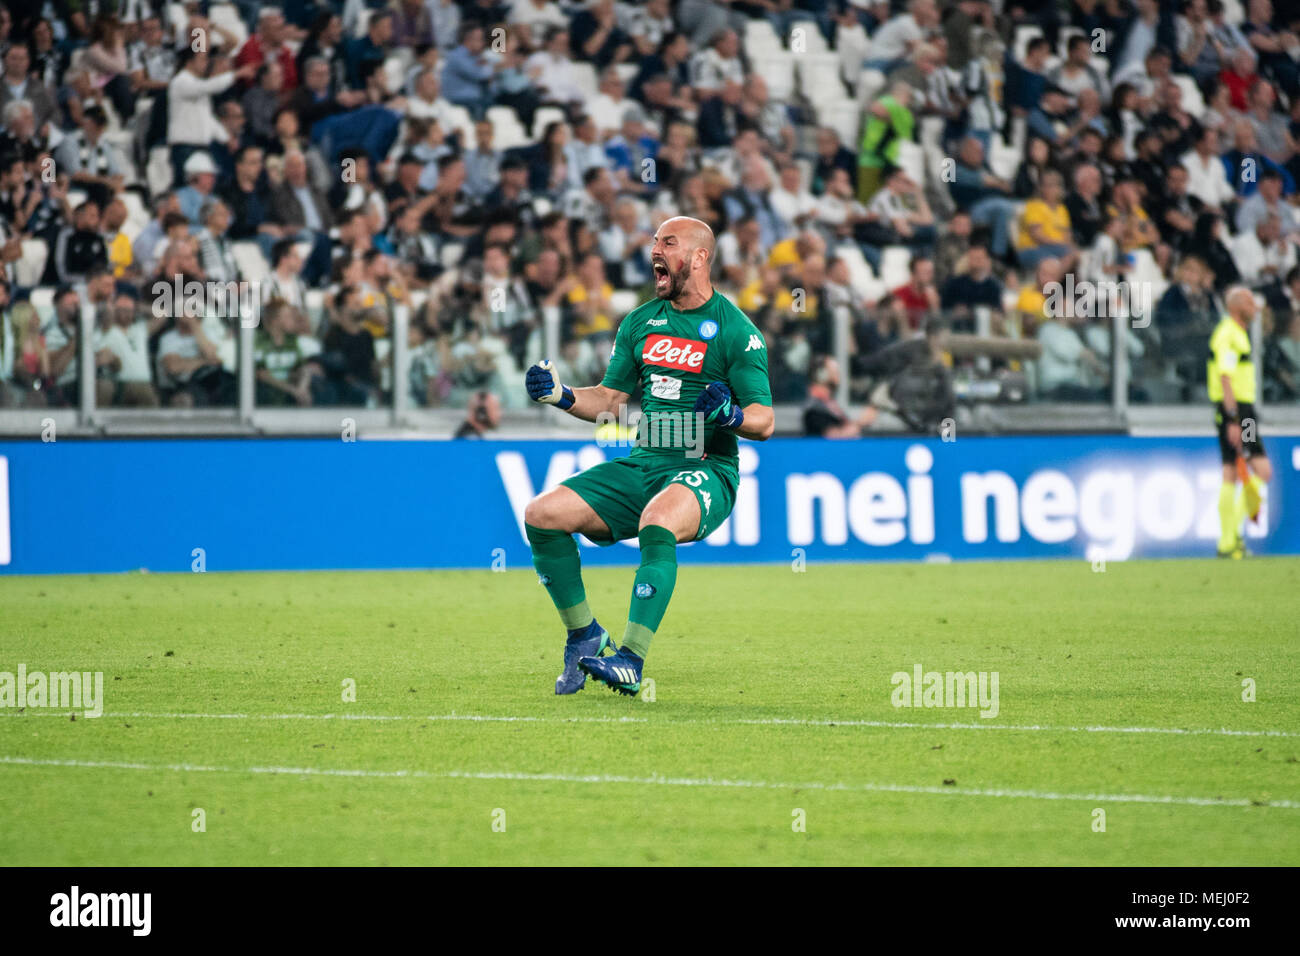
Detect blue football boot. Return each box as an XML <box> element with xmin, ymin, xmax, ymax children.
<box><xmin>577</xmin><ymin>646</ymin><xmax>643</xmax><ymax>697</ymax></box>
<box><xmin>556</xmin><ymin>621</ymin><xmax>614</xmax><ymax>695</ymax></box>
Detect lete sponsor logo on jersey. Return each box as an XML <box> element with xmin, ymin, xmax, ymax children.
<box><xmin>643</xmin><ymin>334</ymin><xmax>707</xmax><ymax>371</ymax></box>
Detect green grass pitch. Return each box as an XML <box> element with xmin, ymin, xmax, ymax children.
<box><xmin>1</xmin><ymin>558</ymin><xmax>1297</xmax><ymax>866</ymax></box>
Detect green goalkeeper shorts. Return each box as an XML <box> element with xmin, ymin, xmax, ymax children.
<box><xmin>562</xmin><ymin>453</ymin><xmax>737</xmax><ymax>544</ymax></box>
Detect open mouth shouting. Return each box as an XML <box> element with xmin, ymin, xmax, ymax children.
<box><xmin>650</xmin><ymin>260</ymin><xmax>670</xmax><ymax>290</ymax></box>
<box><xmin>653</xmin><ymin>258</ymin><xmax>672</xmax><ymax>296</ymax></box>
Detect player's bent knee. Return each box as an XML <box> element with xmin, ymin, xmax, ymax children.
<box><xmin>524</xmin><ymin>493</ymin><xmax>564</xmax><ymax>530</ymax></box>
<box><xmin>639</xmin><ymin>503</ymin><xmax>696</xmax><ymax>541</ymax></box>
<box><xmin>526</xmin><ymin>486</ymin><xmax>597</xmax><ymax>534</ymax></box>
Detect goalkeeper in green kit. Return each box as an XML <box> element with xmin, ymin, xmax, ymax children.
<box><xmin>524</xmin><ymin>217</ymin><xmax>774</xmax><ymax>696</ymax></box>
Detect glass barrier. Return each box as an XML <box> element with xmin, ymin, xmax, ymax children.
<box><xmin>253</xmin><ymin>288</ymin><xmax>392</xmax><ymax>411</ymax></box>
<box><xmin>4</xmin><ymin>282</ymin><xmax>1293</xmax><ymax>428</ymax></box>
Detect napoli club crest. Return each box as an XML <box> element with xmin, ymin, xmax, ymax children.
<box><xmin>698</xmin><ymin>320</ymin><xmax>718</xmax><ymax>340</ymax></box>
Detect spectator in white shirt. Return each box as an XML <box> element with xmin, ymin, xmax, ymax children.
<box><xmin>689</xmin><ymin>28</ymin><xmax>744</xmax><ymax>94</ymax></box>
<box><xmin>510</xmin><ymin>0</ymin><xmax>569</xmax><ymax>47</ymax></box>
<box><xmin>770</xmin><ymin>162</ymin><xmax>817</xmax><ymax>231</ymax></box>
<box><xmin>1232</xmin><ymin>215</ymin><xmax>1297</xmax><ymax>285</ymax></box>
<box><xmin>167</xmin><ymin>46</ymin><xmax>255</xmax><ymax>188</ymax></box>
<box><xmin>262</xmin><ymin>239</ymin><xmax>308</xmax><ymax>309</ymax></box>
<box><xmin>587</xmin><ymin>67</ymin><xmax>631</xmax><ymax>136</ymax></box>
<box><xmin>865</xmin><ymin>0</ymin><xmax>938</xmax><ymax>73</ymax></box>
<box><xmin>1037</xmin><ymin>307</ymin><xmax>1107</xmax><ymax>399</ymax></box>
<box><xmin>407</xmin><ymin>67</ymin><xmax>459</xmax><ymax>127</ymax></box>
<box><xmin>1180</xmin><ymin>126</ymin><xmax>1235</xmax><ymax>210</ymax></box>
<box><xmin>626</xmin><ymin>0</ymin><xmax>674</xmax><ymax>57</ymax></box>
<box><xmin>95</xmin><ymin>285</ymin><xmax>161</xmax><ymax>407</ymax></box>
<box><xmin>525</xmin><ymin>27</ymin><xmax>585</xmax><ymax>106</ymax></box>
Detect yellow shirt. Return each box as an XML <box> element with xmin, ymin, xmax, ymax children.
<box><xmin>1207</xmin><ymin>315</ymin><xmax>1255</xmax><ymax>403</ymax></box>
<box><xmin>567</xmin><ymin>282</ymin><xmax>614</xmax><ymax>337</ymax></box>
<box><xmin>737</xmin><ymin>278</ymin><xmax>769</xmax><ymax>313</ymax></box>
<box><xmin>1016</xmin><ymin>200</ymin><xmax>1070</xmax><ymax>249</ymax></box>
<box><xmin>1106</xmin><ymin>203</ymin><xmax>1155</xmax><ymax>252</ymax></box>
<box><xmin>1015</xmin><ymin>285</ymin><xmax>1046</xmax><ymax>319</ymax></box>
<box><xmin>107</xmin><ymin>232</ymin><xmax>132</xmax><ymax>277</ymax></box>
<box><xmin>767</xmin><ymin>238</ymin><xmax>801</xmax><ymax>269</ymax></box>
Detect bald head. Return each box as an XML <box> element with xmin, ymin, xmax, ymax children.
<box><xmin>651</xmin><ymin>216</ymin><xmax>716</xmax><ymax>306</ymax></box>
<box><xmin>1225</xmin><ymin>286</ymin><xmax>1258</xmax><ymax>320</ymax></box>
<box><xmin>659</xmin><ymin>216</ymin><xmax>715</xmax><ymax>260</ymax></box>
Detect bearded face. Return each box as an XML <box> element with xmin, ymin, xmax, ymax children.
<box><xmin>652</xmin><ymin>255</ymin><xmax>694</xmax><ymax>301</ymax></box>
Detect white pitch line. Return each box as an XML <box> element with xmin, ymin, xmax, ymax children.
<box><xmin>1</xmin><ymin>710</ymin><xmax>1297</xmax><ymax>739</ymax></box>
<box><xmin>0</xmin><ymin>755</ymin><xmax>1294</xmax><ymax>809</ymax></box>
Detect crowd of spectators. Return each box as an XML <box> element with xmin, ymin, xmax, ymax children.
<box><xmin>1</xmin><ymin>0</ymin><xmax>1300</xmax><ymax>423</ymax></box>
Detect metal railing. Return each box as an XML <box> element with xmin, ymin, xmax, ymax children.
<box><xmin>0</xmin><ymin>299</ymin><xmax>1293</xmax><ymax>438</ymax></box>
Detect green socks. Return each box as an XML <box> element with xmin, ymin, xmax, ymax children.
<box><xmin>526</xmin><ymin>524</ymin><xmax>593</xmax><ymax>631</ymax></box>
<box><xmin>621</xmin><ymin>525</ymin><xmax>678</xmax><ymax>660</ymax></box>
<box><xmin>526</xmin><ymin>522</ymin><xmax>679</xmax><ymax>659</ymax></box>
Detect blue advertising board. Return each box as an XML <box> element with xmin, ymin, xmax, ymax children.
<box><xmin>1</xmin><ymin>435</ymin><xmax>1297</xmax><ymax>574</ymax></box>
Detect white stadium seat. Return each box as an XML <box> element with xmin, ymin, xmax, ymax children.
<box><xmin>383</xmin><ymin>56</ymin><xmax>405</xmax><ymax>94</ymax></box>
<box><xmin>29</xmin><ymin>286</ymin><xmax>55</xmax><ymax>320</ymax></box>
<box><xmin>209</xmin><ymin>4</ymin><xmax>249</xmax><ymax>49</ymax></box>
<box><xmin>146</xmin><ymin>146</ymin><xmax>172</xmax><ymax>198</ymax></box>
<box><xmin>879</xmin><ymin>246</ymin><xmax>912</xmax><ymax>290</ymax></box>
<box><xmin>1013</xmin><ymin>25</ymin><xmax>1043</xmax><ymax>62</ymax></box>
<box><xmin>820</xmin><ymin>100</ymin><xmax>860</xmax><ymax>150</ymax></box>
<box><xmin>571</xmin><ymin>63</ymin><xmax>599</xmax><ymax>100</ymax></box>
<box><xmin>896</xmin><ymin>141</ymin><xmax>926</xmax><ymax>186</ymax></box>
<box><xmin>791</xmin><ymin>22</ymin><xmax>827</xmax><ymax>53</ymax></box>
<box><xmin>486</xmin><ymin>106</ymin><xmax>528</xmax><ymax>151</ymax></box>
<box><xmin>833</xmin><ymin>242</ymin><xmax>875</xmax><ymax>292</ymax></box>
<box><xmin>444</xmin><ymin>104</ymin><xmax>476</xmax><ymax>145</ymax></box>
<box><xmin>857</xmin><ymin>69</ymin><xmax>887</xmax><ymax>108</ymax></box>
<box><xmin>120</xmin><ymin>190</ymin><xmax>149</xmax><ymax>230</ymax></box>
<box><xmin>796</xmin><ymin>53</ymin><xmax>844</xmax><ymax>106</ymax></box>
<box><xmin>14</xmin><ymin>240</ymin><xmax>49</xmax><ymax>289</ymax></box>
<box><xmin>744</xmin><ymin>19</ymin><xmax>782</xmax><ymax>55</ymax></box>
<box><xmin>988</xmin><ymin>135</ymin><xmax>1021</xmax><ymax>180</ymax></box>
<box><xmin>531</xmin><ymin>106</ymin><xmax>567</xmax><ymax>140</ymax></box>
<box><xmin>230</xmin><ymin>241</ymin><xmax>270</xmax><ymax>284</ymax></box>
<box><xmin>1172</xmin><ymin>74</ymin><xmax>1206</xmax><ymax>118</ymax></box>
<box><xmin>763</xmin><ymin>52</ymin><xmax>796</xmax><ymax>101</ymax></box>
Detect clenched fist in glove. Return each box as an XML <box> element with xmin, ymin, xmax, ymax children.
<box><xmin>693</xmin><ymin>381</ymin><xmax>744</xmax><ymax>430</ymax></box>
<box><xmin>525</xmin><ymin>360</ymin><xmax>575</xmax><ymax>410</ymax></box>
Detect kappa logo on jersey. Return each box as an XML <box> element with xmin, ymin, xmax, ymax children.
<box><xmin>650</xmin><ymin>372</ymin><xmax>682</xmax><ymax>400</ymax></box>
<box><xmin>645</xmin><ymin>317</ymin><xmax>668</xmax><ymax>326</ymax></box>
<box><xmin>700</xmin><ymin>490</ymin><xmax>712</xmax><ymax>514</ymax></box>
<box><xmin>643</xmin><ymin>334</ymin><xmax>707</xmax><ymax>371</ymax></box>
<box><xmin>745</xmin><ymin>334</ymin><xmax>764</xmax><ymax>351</ymax></box>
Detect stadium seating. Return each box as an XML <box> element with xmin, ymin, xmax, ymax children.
<box><xmin>2</xmin><ymin>0</ymin><xmax>1295</xmax><ymax>430</ymax></box>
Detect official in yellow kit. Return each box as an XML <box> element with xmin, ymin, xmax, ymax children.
<box><xmin>1208</xmin><ymin>288</ymin><xmax>1273</xmax><ymax>558</ymax></box>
